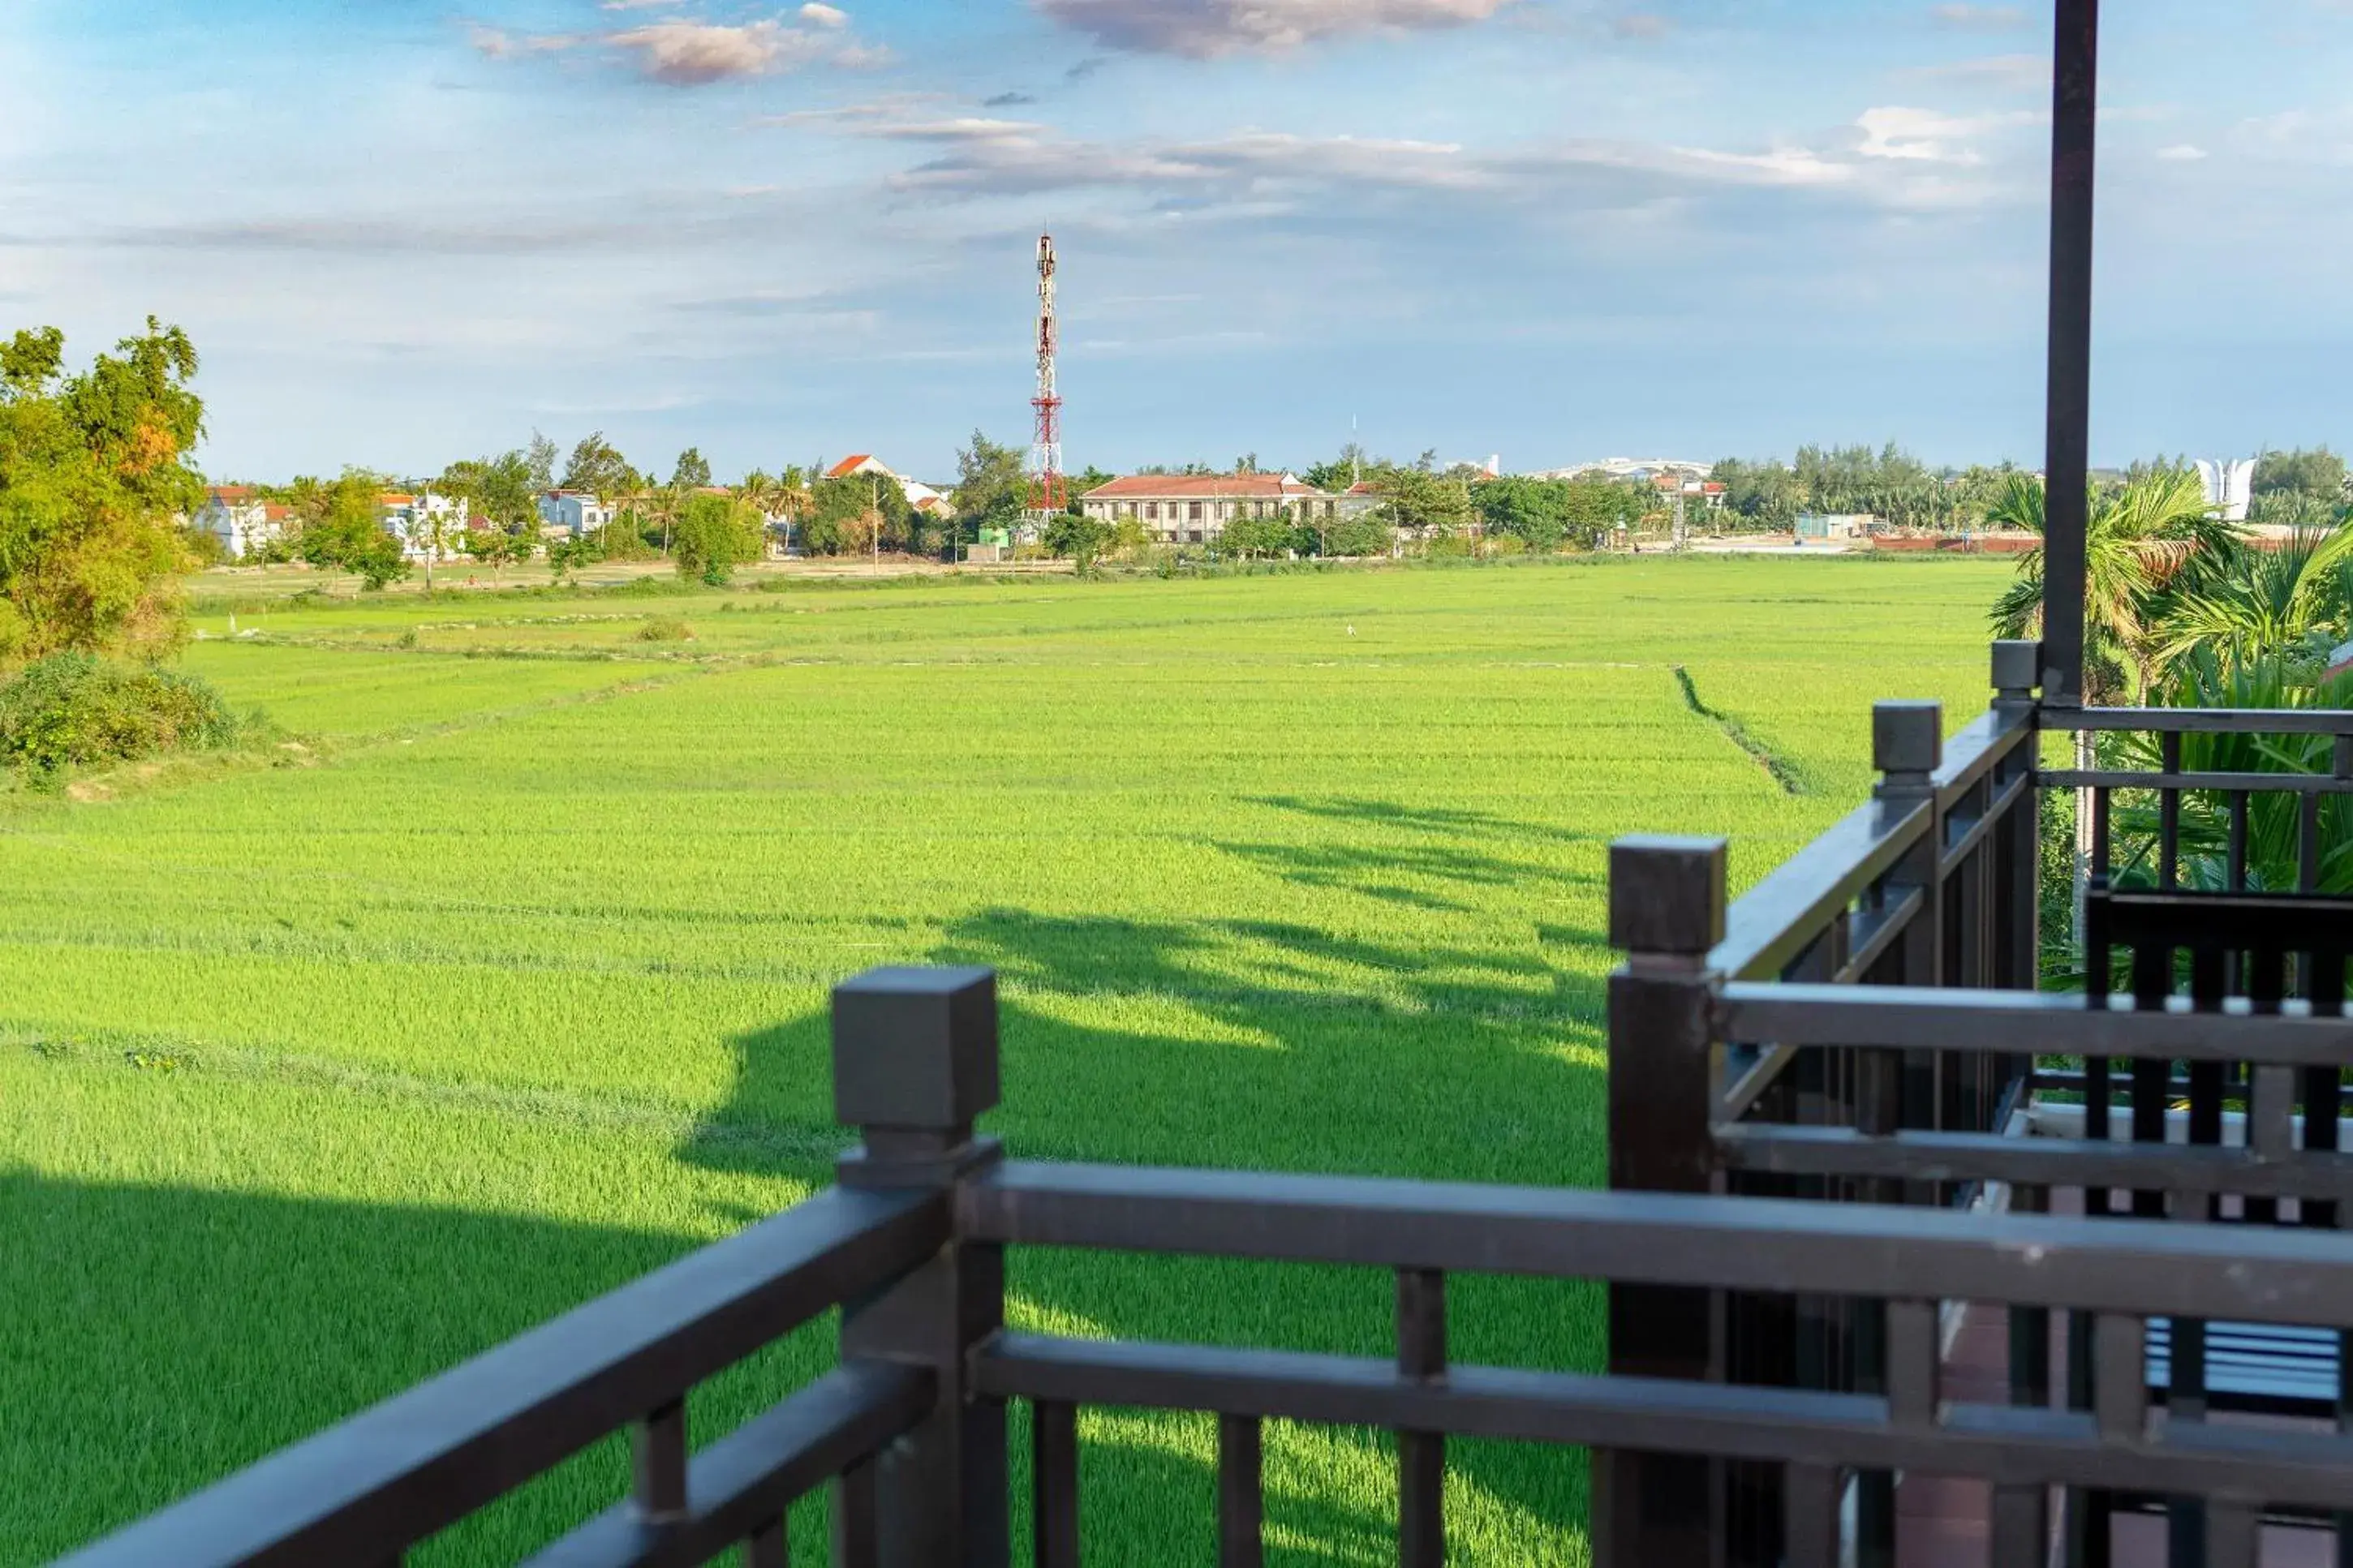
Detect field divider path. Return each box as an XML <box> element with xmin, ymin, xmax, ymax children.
<box><xmin>1671</xmin><ymin>665</ymin><xmax>1809</xmax><ymax>796</ymax></box>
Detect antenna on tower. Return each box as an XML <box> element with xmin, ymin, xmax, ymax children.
<box><xmin>1029</xmin><ymin>232</ymin><xmax>1064</xmax><ymax>513</ymax></box>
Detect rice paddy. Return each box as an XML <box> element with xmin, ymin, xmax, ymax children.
<box><xmin>0</xmin><ymin>554</ymin><xmax>2012</xmax><ymax>1565</ymax></box>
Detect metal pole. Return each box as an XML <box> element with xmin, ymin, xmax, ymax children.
<box><xmin>2041</xmin><ymin>0</ymin><xmax>2098</xmax><ymax>707</ymax></box>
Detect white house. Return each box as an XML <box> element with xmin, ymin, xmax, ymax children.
<box><xmin>381</xmin><ymin>492</ymin><xmax>469</xmax><ymax>561</ymax></box>
<box><xmin>1078</xmin><ymin>473</ymin><xmax>1338</xmax><ymax>545</ymax></box>
<box><xmin>536</xmin><ymin>491</ymin><xmax>614</xmax><ymax>539</ymax></box>
<box><xmin>195</xmin><ymin>485</ymin><xmax>287</xmax><ymax>560</ymax></box>
<box><xmin>825</xmin><ymin>454</ymin><xmax>955</xmax><ymax>519</ymax></box>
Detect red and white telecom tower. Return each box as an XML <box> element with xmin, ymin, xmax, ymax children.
<box><xmin>1028</xmin><ymin>233</ymin><xmax>1064</xmax><ymax>513</ymax></box>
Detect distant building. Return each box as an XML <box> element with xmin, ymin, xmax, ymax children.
<box><xmin>537</xmin><ymin>491</ymin><xmax>614</xmax><ymax>538</ymax></box>
<box><xmin>1795</xmin><ymin>513</ymin><xmax>1880</xmax><ymax>540</ymax></box>
<box><xmin>1533</xmin><ymin>458</ymin><xmax>1713</xmax><ymax>484</ymax></box>
<box><xmin>825</xmin><ymin>454</ymin><xmax>955</xmax><ymax>518</ymax></box>
<box><xmin>381</xmin><ymin>492</ymin><xmax>469</xmax><ymax>560</ymax></box>
<box><xmin>2196</xmin><ymin>458</ymin><xmax>2256</xmax><ymax>523</ymax></box>
<box><xmin>1078</xmin><ymin>474</ymin><xmax>1338</xmax><ymax>545</ymax></box>
<box><xmin>194</xmin><ymin>485</ymin><xmax>286</xmax><ymax>560</ymax></box>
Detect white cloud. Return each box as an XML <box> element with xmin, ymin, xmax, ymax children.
<box><xmin>1855</xmin><ymin>105</ymin><xmax>2036</xmax><ymax>163</ymax></box>
<box><xmin>2157</xmin><ymin>144</ymin><xmax>2209</xmax><ymax>161</ymax></box>
<box><xmin>1902</xmin><ymin>53</ymin><xmax>2047</xmax><ymax>92</ymax></box>
<box><xmin>472</xmin><ymin>13</ymin><xmax>886</xmax><ymax>86</ymax></box>
<box><xmin>467</xmin><ymin>24</ymin><xmax>584</xmax><ymax>59</ymax></box>
<box><xmin>1929</xmin><ymin>3</ymin><xmax>2028</xmax><ymax>29</ymax></box>
<box><xmin>1033</xmin><ymin>0</ymin><xmax>1513</xmax><ymax>57</ymax></box>
<box><xmin>608</xmin><ymin>21</ymin><xmax>810</xmax><ymax>84</ymax></box>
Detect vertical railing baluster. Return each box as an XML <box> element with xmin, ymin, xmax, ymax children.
<box><xmin>1782</xmin><ymin>1462</ymin><xmax>1840</xmax><ymax>1568</ymax></box>
<box><xmin>831</xmin><ymin>965</ymin><xmax>1011</xmax><ymax>1568</ymax></box>
<box><xmin>634</xmin><ymin>1396</ymin><xmax>688</xmax><ymax>1525</ymax></box>
<box><xmin>2160</xmin><ymin>732</ymin><xmax>2182</xmax><ymax>888</ymax></box>
<box><xmin>746</xmin><ymin>1515</ymin><xmax>789</xmax><ymax>1568</ymax></box>
<box><xmin>1397</xmin><ymin>1268</ymin><xmax>1447</xmax><ymax>1568</ymax></box>
<box><xmin>1034</xmin><ymin>1401</ymin><xmax>1081</xmax><ymax>1568</ymax></box>
<box><xmin>1596</xmin><ymin>836</ymin><xmax>1727</xmax><ymax>1568</ymax></box>
<box><xmin>1217</xmin><ymin>1413</ymin><xmax>1264</xmax><ymax>1568</ymax></box>
<box><xmin>835</xmin><ymin>1457</ymin><xmax>879</xmax><ymax>1568</ymax></box>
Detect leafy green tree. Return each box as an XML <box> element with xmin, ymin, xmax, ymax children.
<box><xmin>807</xmin><ymin>471</ymin><xmax>910</xmax><ymax>555</ymax></box>
<box><xmin>1043</xmin><ymin>513</ymin><xmax>1114</xmax><ymax>563</ymax></box>
<box><xmin>296</xmin><ymin>471</ymin><xmax>410</xmax><ymax>591</ymax></box>
<box><xmin>2150</xmin><ymin>526</ymin><xmax>2353</xmax><ymax>674</ymax></box>
<box><xmin>1373</xmin><ymin>467</ymin><xmax>1473</xmax><ymax>537</ymax></box>
<box><xmin>1476</xmin><ymin>477</ymin><xmax>1574</xmax><ymax>551</ymax></box>
<box><xmin>1217</xmin><ymin>513</ymin><xmax>1296</xmax><ymax>559</ymax></box>
<box><xmin>671</xmin><ymin>493</ymin><xmax>764</xmax><ymax>585</ymax></box>
<box><xmin>952</xmin><ymin>431</ymin><xmax>1030</xmax><ymax>548</ymax></box>
<box><xmin>546</xmin><ymin>531</ymin><xmax>601</xmax><ymax>586</ymax></box>
<box><xmin>561</xmin><ymin>432</ymin><xmax>633</xmax><ymax>498</ymax></box>
<box><xmin>670</xmin><ymin>448</ymin><xmax>712</xmax><ymax>491</ymax></box>
<box><xmin>0</xmin><ymin>317</ymin><xmax>208</xmax><ymax>661</ymax></box>
<box><xmin>2253</xmin><ymin>447</ymin><xmax>2347</xmax><ymax>505</ymax></box>
<box><xmin>1327</xmin><ymin>514</ymin><xmax>1394</xmax><ymax>557</ymax></box>
<box><xmin>526</xmin><ymin>430</ymin><xmax>559</xmax><ymax>493</ymax></box>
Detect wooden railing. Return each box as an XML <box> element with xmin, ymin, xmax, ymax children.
<box><xmin>65</xmin><ymin>879</ymin><xmax>2353</xmax><ymax>1568</ymax></box>
<box><xmin>1604</xmin><ymin>638</ymin><xmax>2353</xmax><ymax>1566</ymax></box>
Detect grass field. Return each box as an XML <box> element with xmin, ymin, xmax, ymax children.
<box><xmin>0</xmin><ymin>554</ymin><xmax>2013</xmax><ymax>1565</ymax></box>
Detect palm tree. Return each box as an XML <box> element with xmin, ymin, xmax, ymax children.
<box><xmin>1990</xmin><ymin>469</ymin><xmax>2233</xmax><ymax>956</ymax></box>
<box><xmin>2150</xmin><ymin>525</ymin><xmax>2353</xmax><ymax>675</ymax></box>
<box><xmin>1990</xmin><ymin>468</ymin><xmax>2230</xmax><ymax>705</ymax></box>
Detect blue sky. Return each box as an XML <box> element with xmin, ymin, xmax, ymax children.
<box><xmin>4</xmin><ymin>0</ymin><xmax>2349</xmax><ymax>482</ymax></box>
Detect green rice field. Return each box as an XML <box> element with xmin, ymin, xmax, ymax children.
<box><xmin>0</xmin><ymin>555</ymin><xmax>2013</xmax><ymax>1566</ymax></box>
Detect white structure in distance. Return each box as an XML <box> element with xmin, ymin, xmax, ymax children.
<box><xmin>2195</xmin><ymin>458</ymin><xmax>2256</xmax><ymax>522</ymax></box>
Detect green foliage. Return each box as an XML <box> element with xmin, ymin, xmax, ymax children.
<box><xmin>805</xmin><ymin>471</ymin><xmax>911</xmax><ymax>556</ymax></box>
<box><xmin>293</xmin><ymin>472</ymin><xmax>410</xmax><ymax>591</ymax></box>
<box><xmin>634</xmin><ymin>616</ymin><xmax>694</xmax><ymax>642</ymax></box>
<box><xmin>1215</xmin><ymin>513</ymin><xmax>1297</xmax><ymax>559</ymax></box>
<box><xmin>2112</xmin><ymin>651</ymin><xmax>2353</xmax><ymax>893</ymax></box>
<box><xmin>545</xmin><ymin>531</ymin><xmax>603</xmax><ymax>585</ymax></box>
<box><xmin>670</xmin><ymin>494</ymin><xmax>764</xmax><ymax>585</ymax></box>
<box><xmin>2253</xmin><ymin>446</ymin><xmax>2347</xmax><ymax>505</ymax></box>
<box><xmin>1325</xmin><ymin>513</ymin><xmax>1395</xmax><ymax>557</ymax></box>
<box><xmin>1043</xmin><ymin>512</ymin><xmax>1115</xmax><ymax>561</ymax></box>
<box><xmin>669</xmin><ymin>448</ymin><xmax>712</xmax><ymax>491</ymax></box>
<box><xmin>1989</xmin><ymin>468</ymin><xmax>2234</xmax><ymax>702</ymax></box>
<box><xmin>441</xmin><ymin>450</ymin><xmax>539</xmax><ymax>535</ymax></box>
<box><xmin>1370</xmin><ymin>467</ymin><xmax>1473</xmax><ymax>536</ymax></box>
<box><xmin>951</xmin><ymin>431</ymin><xmax>1030</xmax><ymax>540</ymax></box>
<box><xmin>560</xmin><ymin>432</ymin><xmax>636</xmax><ymax>500</ymax></box>
<box><xmin>0</xmin><ymin>651</ymin><xmax>240</xmax><ymax>775</ymax></box>
<box><xmin>0</xmin><ymin>317</ymin><xmax>207</xmax><ymax>661</ymax></box>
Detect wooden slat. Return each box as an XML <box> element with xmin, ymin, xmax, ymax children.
<box><xmin>1034</xmin><ymin>1400</ymin><xmax>1080</xmax><ymax>1568</ymax></box>
<box><xmin>1217</xmin><ymin>1414</ymin><xmax>1263</xmax><ymax>1568</ymax></box>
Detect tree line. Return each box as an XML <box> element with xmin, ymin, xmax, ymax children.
<box><xmin>1710</xmin><ymin>442</ymin><xmax>2348</xmax><ymax>534</ymax></box>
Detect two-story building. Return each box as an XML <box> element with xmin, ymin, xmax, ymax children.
<box><xmin>381</xmin><ymin>492</ymin><xmax>469</xmax><ymax>560</ymax></box>
<box><xmin>536</xmin><ymin>491</ymin><xmax>614</xmax><ymax>539</ymax></box>
<box><xmin>194</xmin><ymin>486</ymin><xmax>289</xmax><ymax>560</ymax></box>
<box><xmin>1077</xmin><ymin>474</ymin><xmax>1340</xmax><ymax>545</ymax></box>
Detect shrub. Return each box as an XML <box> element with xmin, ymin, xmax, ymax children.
<box><xmin>636</xmin><ymin>617</ymin><xmax>694</xmax><ymax>642</ymax></box>
<box><xmin>0</xmin><ymin>653</ymin><xmax>242</xmax><ymax>775</ymax></box>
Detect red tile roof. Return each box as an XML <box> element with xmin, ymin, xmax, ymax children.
<box><xmin>209</xmin><ymin>485</ymin><xmax>256</xmax><ymax>502</ymax></box>
<box><xmin>825</xmin><ymin>454</ymin><xmax>875</xmax><ymax>479</ymax></box>
<box><xmin>1084</xmin><ymin>474</ymin><xmax>1327</xmax><ymax>500</ymax></box>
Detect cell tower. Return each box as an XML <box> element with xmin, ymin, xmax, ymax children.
<box><xmin>1029</xmin><ymin>233</ymin><xmax>1064</xmax><ymax>513</ymax></box>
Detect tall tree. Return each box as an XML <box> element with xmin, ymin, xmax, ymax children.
<box><xmin>561</xmin><ymin>432</ymin><xmax>633</xmax><ymax>498</ymax></box>
<box><xmin>525</xmin><ymin>430</ymin><xmax>559</xmax><ymax>493</ymax></box>
<box><xmin>0</xmin><ymin>317</ymin><xmax>208</xmax><ymax>659</ymax></box>
<box><xmin>670</xmin><ymin>448</ymin><xmax>712</xmax><ymax>491</ymax></box>
<box><xmin>951</xmin><ymin>431</ymin><xmax>1028</xmax><ymax>549</ymax></box>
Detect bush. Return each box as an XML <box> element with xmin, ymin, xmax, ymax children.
<box><xmin>0</xmin><ymin>653</ymin><xmax>243</xmax><ymax>776</ymax></box>
<box><xmin>636</xmin><ymin>617</ymin><xmax>694</xmax><ymax>642</ymax></box>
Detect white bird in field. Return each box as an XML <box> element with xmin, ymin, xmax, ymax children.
<box><xmin>1346</xmin><ymin>625</ymin><xmax>1357</xmax><ymax>636</ymax></box>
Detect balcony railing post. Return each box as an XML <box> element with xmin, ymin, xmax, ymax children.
<box><xmin>832</xmin><ymin>965</ymin><xmax>1010</xmax><ymax>1568</ymax></box>
<box><xmin>1596</xmin><ymin>835</ymin><xmax>1726</xmax><ymax>1568</ymax></box>
<box><xmin>1993</xmin><ymin>642</ymin><xmax>2042</xmax><ymax>993</ymax></box>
